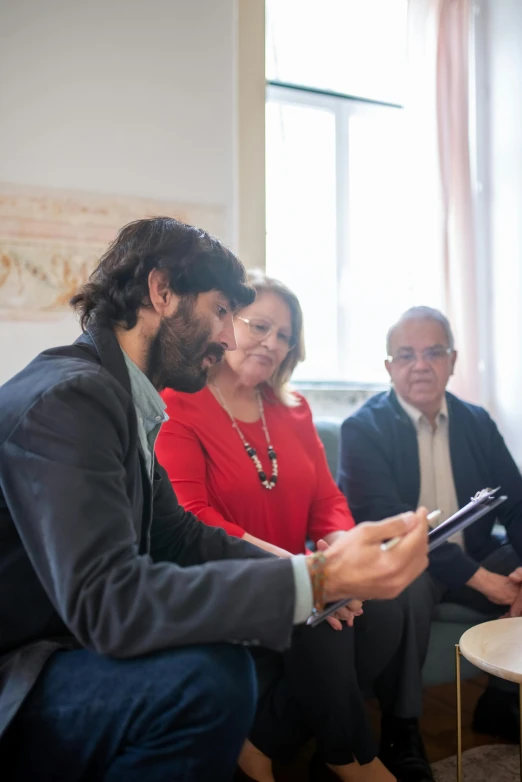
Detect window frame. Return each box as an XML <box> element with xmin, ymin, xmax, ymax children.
<box><xmin>266</xmin><ymin>80</ymin><xmax>404</xmax><ymax>382</ymax></box>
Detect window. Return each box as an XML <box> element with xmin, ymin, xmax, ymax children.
<box><xmin>266</xmin><ymin>0</ymin><xmax>407</xmax><ymax>105</ymax></box>
<box><xmin>266</xmin><ymin>0</ymin><xmax>443</xmax><ymax>383</ymax></box>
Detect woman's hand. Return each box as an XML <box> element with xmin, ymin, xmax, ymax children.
<box><xmin>325</xmin><ymin>599</ymin><xmax>364</xmax><ymax>631</ymax></box>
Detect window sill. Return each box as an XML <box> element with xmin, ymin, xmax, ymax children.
<box><xmin>293</xmin><ymin>380</ymin><xmax>388</xmax><ymax>421</ymax></box>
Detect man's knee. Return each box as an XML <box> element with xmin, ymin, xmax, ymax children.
<box><xmin>120</xmin><ymin>645</ymin><xmax>257</xmax><ymax>756</ymax></box>
<box><xmin>165</xmin><ymin>643</ymin><xmax>257</xmax><ymax>748</ymax></box>
<box><xmin>198</xmin><ymin>644</ymin><xmax>257</xmax><ymax>726</ymax></box>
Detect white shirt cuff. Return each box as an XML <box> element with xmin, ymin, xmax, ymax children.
<box><xmin>290</xmin><ymin>554</ymin><xmax>313</xmax><ymax>624</ymax></box>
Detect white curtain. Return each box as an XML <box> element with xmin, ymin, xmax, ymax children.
<box><xmin>407</xmin><ymin>0</ymin><xmax>480</xmax><ymax>404</ymax></box>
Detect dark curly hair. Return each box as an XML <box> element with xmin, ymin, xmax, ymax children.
<box><xmin>71</xmin><ymin>216</ymin><xmax>255</xmax><ymax>330</ymax></box>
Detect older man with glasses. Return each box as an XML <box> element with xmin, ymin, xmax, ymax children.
<box><xmin>339</xmin><ymin>306</ymin><xmax>522</xmax><ymax>746</ymax></box>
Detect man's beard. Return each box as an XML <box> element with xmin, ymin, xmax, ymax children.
<box><xmin>147</xmin><ymin>298</ymin><xmax>225</xmax><ymax>393</ymax></box>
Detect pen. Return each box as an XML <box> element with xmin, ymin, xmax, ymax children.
<box><xmin>380</xmin><ymin>509</ymin><xmax>441</xmax><ymax>551</ymax></box>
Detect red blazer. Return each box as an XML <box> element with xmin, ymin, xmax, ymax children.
<box><xmin>156</xmin><ymin>387</ymin><xmax>354</xmax><ymax>554</ymax></box>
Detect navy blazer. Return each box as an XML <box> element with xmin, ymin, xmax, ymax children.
<box><xmin>339</xmin><ymin>389</ymin><xmax>522</xmax><ymax>589</ymax></box>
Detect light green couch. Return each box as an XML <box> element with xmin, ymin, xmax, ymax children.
<box><xmin>315</xmin><ymin>418</ymin><xmax>488</xmax><ymax>686</ymax></box>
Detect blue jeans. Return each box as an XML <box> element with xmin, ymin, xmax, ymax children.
<box><xmin>3</xmin><ymin>644</ymin><xmax>256</xmax><ymax>781</ymax></box>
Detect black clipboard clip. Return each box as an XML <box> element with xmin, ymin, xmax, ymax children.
<box><xmin>427</xmin><ymin>486</ymin><xmax>506</xmax><ymax>551</ymax></box>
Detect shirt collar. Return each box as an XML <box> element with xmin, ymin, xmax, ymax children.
<box><xmin>122</xmin><ymin>351</ymin><xmax>168</xmax><ymax>434</ymax></box>
<box><xmin>396</xmin><ymin>392</ymin><xmax>448</xmax><ymax>427</ymax></box>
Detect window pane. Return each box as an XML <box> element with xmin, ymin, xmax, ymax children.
<box><xmin>339</xmin><ymin>109</ymin><xmax>443</xmax><ymax>383</ymax></box>
<box><xmin>266</xmin><ymin>0</ymin><xmax>407</xmax><ymax>105</ymax></box>
<box><xmin>266</xmin><ymin>97</ymin><xmax>338</xmax><ymax>380</ymax></box>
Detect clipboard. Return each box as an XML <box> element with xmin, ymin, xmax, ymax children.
<box><xmin>428</xmin><ymin>486</ymin><xmax>506</xmax><ymax>550</ymax></box>
<box><xmin>307</xmin><ymin>487</ymin><xmax>507</xmax><ymax>628</ymax></box>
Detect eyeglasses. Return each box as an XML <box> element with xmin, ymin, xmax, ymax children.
<box><xmin>236</xmin><ymin>316</ymin><xmax>295</xmax><ymax>353</ymax></box>
<box><xmin>387</xmin><ymin>346</ymin><xmax>453</xmax><ymax>366</ymax></box>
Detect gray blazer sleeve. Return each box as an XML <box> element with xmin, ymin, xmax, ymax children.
<box><xmin>0</xmin><ymin>371</ymin><xmax>295</xmax><ymax>656</ymax></box>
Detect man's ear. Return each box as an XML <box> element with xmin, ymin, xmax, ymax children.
<box><xmin>148</xmin><ymin>269</ymin><xmax>175</xmax><ymax>315</ymax></box>
<box><xmin>384</xmin><ymin>358</ymin><xmax>393</xmax><ymax>380</ymax></box>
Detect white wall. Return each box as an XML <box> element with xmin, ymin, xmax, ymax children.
<box><xmin>481</xmin><ymin>0</ymin><xmax>522</xmax><ymax>463</ymax></box>
<box><xmin>0</xmin><ymin>0</ymin><xmax>237</xmax><ymax>383</ymax></box>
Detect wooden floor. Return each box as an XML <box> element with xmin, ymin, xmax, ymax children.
<box><xmin>236</xmin><ymin>675</ymin><xmax>508</xmax><ymax>781</ymax></box>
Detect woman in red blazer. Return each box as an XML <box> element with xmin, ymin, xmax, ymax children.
<box><xmin>156</xmin><ymin>272</ymin><xmax>432</xmax><ymax>782</ymax></box>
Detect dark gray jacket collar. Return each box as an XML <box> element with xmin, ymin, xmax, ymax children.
<box><xmin>75</xmin><ymin>320</ymin><xmax>132</xmax><ymax>396</ymax></box>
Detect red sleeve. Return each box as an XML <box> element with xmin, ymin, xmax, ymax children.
<box><xmin>295</xmin><ymin>397</ymin><xmax>355</xmax><ymax>544</ymax></box>
<box><xmin>156</xmin><ymin>392</ymin><xmax>246</xmax><ymax>539</ymax></box>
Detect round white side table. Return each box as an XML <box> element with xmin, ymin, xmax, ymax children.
<box><xmin>456</xmin><ymin>617</ymin><xmax>522</xmax><ymax>781</ymax></box>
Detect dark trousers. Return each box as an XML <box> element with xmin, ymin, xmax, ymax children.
<box><xmin>250</xmin><ymin>593</ymin><xmax>426</xmax><ymax>767</ymax></box>
<box><xmin>3</xmin><ymin>644</ymin><xmax>257</xmax><ymax>782</ymax></box>
<box><xmin>405</xmin><ymin>542</ymin><xmax>521</xmax><ymax>693</ymax></box>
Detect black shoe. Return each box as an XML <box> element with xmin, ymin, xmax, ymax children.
<box><xmin>472</xmin><ymin>687</ymin><xmax>520</xmax><ymax>743</ymax></box>
<box><xmin>379</xmin><ymin>715</ymin><xmax>434</xmax><ymax>782</ymax></box>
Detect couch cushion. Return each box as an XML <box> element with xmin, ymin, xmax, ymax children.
<box><xmin>314</xmin><ymin>418</ymin><xmax>340</xmax><ymax>478</ymax></box>
<box><xmin>433</xmin><ymin>602</ymin><xmax>493</xmax><ymax>624</ymax></box>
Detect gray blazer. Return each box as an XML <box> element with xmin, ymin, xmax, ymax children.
<box><xmin>0</xmin><ymin>322</ymin><xmax>295</xmax><ymax>738</ymax></box>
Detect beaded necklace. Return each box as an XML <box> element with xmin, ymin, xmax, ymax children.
<box><xmin>213</xmin><ymin>385</ymin><xmax>278</xmax><ymax>490</ymax></box>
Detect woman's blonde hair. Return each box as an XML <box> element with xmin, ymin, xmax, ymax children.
<box><xmin>243</xmin><ymin>269</ymin><xmax>306</xmax><ymax>406</ymax></box>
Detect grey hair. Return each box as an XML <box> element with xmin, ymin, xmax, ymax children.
<box><xmin>386</xmin><ymin>306</ymin><xmax>455</xmax><ymax>355</ymax></box>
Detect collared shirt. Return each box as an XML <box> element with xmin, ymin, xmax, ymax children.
<box><xmin>121</xmin><ymin>350</ymin><xmax>313</xmax><ymax>623</ymax></box>
<box><xmin>397</xmin><ymin>393</ymin><xmax>462</xmax><ymax>547</ymax></box>
<box><xmin>122</xmin><ymin>352</ymin><xmax>168</xmax><ymax>481</ymax></box>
